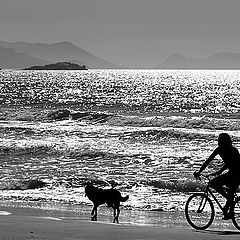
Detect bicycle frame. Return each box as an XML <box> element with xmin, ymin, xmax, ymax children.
<box><xmin>205</xmin><ymin>185</ymin><xmax>225</xmax><ymax>213</ymax></box>
<box><xmin>200</xmin><ymin>175</ymin><xmax>239</xmax><ymax>214</ymax></box>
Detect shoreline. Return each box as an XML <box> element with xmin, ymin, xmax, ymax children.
<box><xmin>0</xmin><ymin>205</ymin><xmax>240</xmax><ymax>240</ymax></box>
<box><xmin>0</xmin><ymin>200</ymin><xmax>238</xmax><ymax>230</ymax></box>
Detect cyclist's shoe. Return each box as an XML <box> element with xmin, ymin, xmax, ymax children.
<box><xmin>222</xmin><ymin>212</ymin><xmax>234</xmax><ymax>220</ymax></box>
<box><xmin>235</xmin><ymin>196</ymin><xmax>240</xmax><ymax>201</ymax></box>
<box><xmin>223</xmin><ymin>205</ymin><xmax>229</xmax><ymax>215</ymax></box>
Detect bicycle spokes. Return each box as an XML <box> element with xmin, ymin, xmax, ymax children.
<box><xmin>197</xmin><ymin>196</ymin><xmax>208</xmax><ymax>213</ymax></box>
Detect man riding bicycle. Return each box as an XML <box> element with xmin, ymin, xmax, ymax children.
<box><xmin>194</xmin><ymin>133</ymin><xmax>240</xmax><ymax>220</ymax></box>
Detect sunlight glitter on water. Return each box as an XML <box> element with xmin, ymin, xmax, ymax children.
<box><xmin>1</xmin><ymin>70</ymin><xmax>240</xmax><ymax>215</ymax></box>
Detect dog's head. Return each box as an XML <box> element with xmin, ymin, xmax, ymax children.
<box><xmin>85</xmin><ymin>184</ymin><xmax>97</xmax><ymax>197</ymax></box>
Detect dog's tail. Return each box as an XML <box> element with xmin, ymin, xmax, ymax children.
<box><xmin>120</xmin><ymin>195</ymin><xmax>129</xmax><ymax>202</ymax></box>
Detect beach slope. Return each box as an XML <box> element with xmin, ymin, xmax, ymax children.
<box><xmin>1</xmin><ymin>211</ymin><xmax>240</xmax><ymax>240</ymax></box>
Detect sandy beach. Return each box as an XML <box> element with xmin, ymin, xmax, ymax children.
<box><xmin>0</xmin><ymin>207</ymin><xmax>240</xmax><ymax>240</ymax></box>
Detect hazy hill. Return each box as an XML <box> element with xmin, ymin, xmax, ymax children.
<box><xmin>0</xmin><ymin>46</ymin><xmax>50</xmax><ymax>69</ymax></box>
<box><xmin>25</xmin><ymin>62</ymin><xmax>87</xmax><ymax>70</ymax></box>
<box><xmin>0</xmin><ymin>41</ymin><xmax>119</xmax><ymax>69</ymax></box>
<box><xmin>154</xmin><ymin>53</ymin><xmax>240</xmax><ymax>69</ymax></box>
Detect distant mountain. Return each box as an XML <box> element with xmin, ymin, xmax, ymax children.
<box><xmin>0</xmin><ymin>46</ymin><xmax>50</xmax><ymax>69</ymax></box>
<box><xmin>154</xmin><ymin>53</ymin><xmax>240</xmax><ymax>69</ymax></box>
<box><xmin>0</xmin><ymin>41</ymin><xmax>119</xmax><ymax>69</ymax></box>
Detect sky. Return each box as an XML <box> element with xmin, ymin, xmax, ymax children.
<box><xmin>1</xmin><ymin>0</ymin><xmax>240</xmax><ymax>68</ymax></box>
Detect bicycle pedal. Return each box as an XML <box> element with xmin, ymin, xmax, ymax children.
<box><xmin>222</xmin><ymin>213</ymin><xmax>234</xmax><ymax>220</ymax></box>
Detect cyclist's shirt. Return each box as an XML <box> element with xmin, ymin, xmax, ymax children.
<box><xmin>211</xmin><ymin>146</ymin><xmax>240</xmax><ymax>176</ymax></box>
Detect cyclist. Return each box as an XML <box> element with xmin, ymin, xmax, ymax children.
<box><xmin>194</xmin><ymin>133</ymin><xmax>240</xmax><ymax>220</ymax></box>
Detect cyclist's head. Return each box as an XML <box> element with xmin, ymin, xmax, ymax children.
<box><xmin>218</xmin><ymin>133</ymin><xmax>232</xmax><ymax>147</ymax></box>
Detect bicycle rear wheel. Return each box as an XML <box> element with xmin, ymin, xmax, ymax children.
<box><xmin>232</xmin><ymin>197</ymin><xmax>240</xmax><ymax>230</ymax></box>
<box><xmin>185</xmin><ymin>193</ymin><xmax>214</xmax><ymax>230</ymax></box>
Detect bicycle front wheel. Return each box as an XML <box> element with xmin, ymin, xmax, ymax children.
<box><xmin>185</xmin><ymin>193</ymin><xmax>214</xmax><ymax>230</ymax></box>
<box><xmin>232</xmin><ymin>197</ymin><xmax>240</xmax><ymax>230</ymax></box>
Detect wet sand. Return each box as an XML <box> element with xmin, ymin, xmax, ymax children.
<box><xmin>0</xmin><ymin>207</ymin><xmax>240</xmax><ymax>240</ymax></box>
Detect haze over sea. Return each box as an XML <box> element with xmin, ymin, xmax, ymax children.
<box><xmin>1</xmin><ymin>69</ymin><xmax>240</xmax><ymax>226</ymax></box>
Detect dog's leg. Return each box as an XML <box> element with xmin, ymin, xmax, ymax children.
<box><xmin>113</xmin><ymin>204</ymin><xmax>120</xmax><ymax>224</ymax></box>
<box><xmin>113</xmin><ymin>207</ymin><xmax>116</xmax><ymax>223</ymax></box>
<box><xmin>115</xmin><ymin>207</ymin><xmax>120</xmax><ymax>224</ymax></box>
<box><xmin>91</xmin><ymin>206</ymin><xmax>95</xmax><ymax>221</ymax></box>
<box><xmin>91</xmin><ymin>205</ymin><xmax>98</xmax><ymax>221</ymax></box>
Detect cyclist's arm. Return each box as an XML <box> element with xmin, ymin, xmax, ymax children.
<box><xmin>194</xmin><ymin>148</ymin><xmax>219</xmax><ymax>177</ymax></box>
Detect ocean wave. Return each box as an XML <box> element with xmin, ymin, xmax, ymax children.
<box><xmin>2</xmin><ymin>108</ymin><xmax>240</xmax><ymax>130</ymax></box>
<box><xmin>54</xmin><ymin>176</ymin><xmax>205</xmax><ymax>195</ymax></box>
<box><xmin>0</xmin><ymin>129</ymin><xmax>238</xmax><ymax>157</ymax></box>
<box><xmin>108</xmin><ymin>115</ymin><xmax>240</xmax><ymax>131</ymax></box>
<box><xmin>2</xmin><ymin>179</ymin><xmax>47</xmax><ymax>190</ymax></box>
<box><xmin>0</xmin><ymin>175</ymin><xmax>204</xmax><ymax>195</ymax></box>
<box><xmin>0</xmin><ymin>108</ymin><xmax>112</xmax><ymax>122</ymax></box>
<box><xmin>0</xmin><ymin>175</ymin><xmax>119</xmax><ymax>191</ymax></box>
<box><xmin>120</xmin><ymin>128</ymin><xmax>214</xmax><ymax>142</ymax></box>
<box><xmin>120</xmin><ymin>128</ymin><xmax>240</xmax><ymax>144</ymax></box>
<box><xmin>0</xmin><ymin>142</ymin><xmax>60</xmax><ymax>156</ymax></box>
<box><xmin>148</xmin><ymin>179</ymin><xmax>205</xmax><ymax>193</ymax></box>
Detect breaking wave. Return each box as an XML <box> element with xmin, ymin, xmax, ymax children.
<box><xmin>2</xmin><ymin>108</ymin><xmax>240</xmax><ymax>130</ymax></box>
<box><xmin>148</xmin><ymin>179</ymin><xmax>205</xmax><ymax>193</ymax></box>
<box><xmin>108</xmin><ymin>114</ymin><xmax>240</xmax><ymax>131</ymax></box>
<box><xmin>1</xmin><ymin>173</ymin><xmax>204</xmax><ymax>194</ymax></box>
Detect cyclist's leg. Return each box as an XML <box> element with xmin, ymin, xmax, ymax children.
<box><xmin>209</xmin><ymin>174</ymin><xmax>228</xmax><ymax>198</ymax></box>
<box><xmin>222</xmin><ymin>174</ymin><xmax>239</xmax><ymax>218</ymax></box>
<box><xmin>209</xmin><ymin>173</ymin><xmax>231</xmax><ymax>218</ymax></box>
<box><xmin>226</xmin><ymin>177</ymin><xmax>240</xmax><ymax>215</ymax></box>
<box><xmin>223</xmin><ymin>188</ymin><xmax>234</xmax><ymax>219</ymax></box>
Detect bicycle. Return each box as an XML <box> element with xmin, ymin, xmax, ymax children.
<box><xmin>185</xmin><ymin>174</ymin><xmax>240</xmax><ymax>230</ymax></box>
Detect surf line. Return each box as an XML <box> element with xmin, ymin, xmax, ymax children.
<box><xmin>0</xmin><ymin>211</ymin><xmax>12</xmax><ymax>216</ymax></box>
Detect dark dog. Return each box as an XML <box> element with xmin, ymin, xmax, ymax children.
<box><xmin>85</xmin><ymin>185</ymin><xmax>129</xmax><ymax>223</ymax></box>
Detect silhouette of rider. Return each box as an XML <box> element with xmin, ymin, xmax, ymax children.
<box><xmin>194</xmin><ymin>133</ymin><xmax>240</xmax><ymax>220</ymax></box>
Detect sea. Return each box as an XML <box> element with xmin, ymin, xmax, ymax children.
<box><xmin>0</xmin><ymin>69</ymin><xmax>240</xmax><ymax>228</ymax></box>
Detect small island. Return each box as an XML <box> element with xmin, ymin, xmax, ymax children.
<box><xmin>24</xmin><ymin>62</ymin><xmax>87</xmax><ymax>70</ymax></box>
